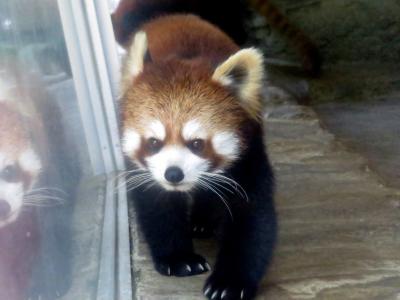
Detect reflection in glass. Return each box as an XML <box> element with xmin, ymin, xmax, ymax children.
<box><xmin>0</xmin><ymin>1</ymin><xmax>107</xmax><ymax>299</ymax></box>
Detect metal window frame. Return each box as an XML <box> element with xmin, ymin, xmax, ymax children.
<box><xmin>57</xmin><ymin>1</ymin><xmax>132</xmax><ymax>299</ymax></box>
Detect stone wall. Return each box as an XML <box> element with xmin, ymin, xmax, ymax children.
<box><xmin>249</xmin><ymin>0</ymin><xmax>400</xmax><ymax>66</ymax></box>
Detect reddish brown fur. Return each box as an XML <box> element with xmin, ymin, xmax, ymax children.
<box><xmin>113</xmin><ymin>0</ymin><xmax>321</xmax><ymax>75</ymax></box>
<box><xmin>0</xmin><ymin>103</ymin><xmax>40</xmax><ymax>186</ymax></box>
<box><xmin>0</xmin><ymin>103</ymin><xmax>30</xmax><ymax>156</ymax></box>
<box><xmin>122</xmin><ymin>15</ymin><xmax>252</xmax><ymax>167</ymax></box>
<box><xmin>0</xmin><ymin>104</ymin><xmax>39</xmax><ymax>300</ymax></box>
<box><xmin>249</xmin><ymin>0</ymin><xmax>321</xmax><ymax>75</ymax></box>
<box><xmin>112</xmin><ymin>0</ymin><xmax>189</xmax><ymax>45</ymax></box>
<box><xmin>141</xmin><ymin>15</ymin><xmax>239</xmax><ymax>65</ymax></box>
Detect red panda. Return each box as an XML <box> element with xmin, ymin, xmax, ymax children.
<box><xmin>120</xmin><ymin>14</ymin><xmax>276</xmax><ymax>300</ymax></box>
<box><xmin>0</xmin><ymin>97</ymin><xmax>42</xmax><ymax>300</ymax></box>
<box><xmin>0</xmin><ymin>76</ymin><xmax>74</xmax><ymax>300</ymax></box>
<box><xmin>112</xmin><ymin>0</ymin><xmax>321</xmax><ymax>75</ymax></box>
<box><xmin>0</xmin><ymin>101</ymin><xmax>42</xmax><ymax>228</ymax></box>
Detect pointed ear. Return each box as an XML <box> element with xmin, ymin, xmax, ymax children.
<box><xmin>121</xmin><ymin>31</ymin><xmax>150</xmax><ymax>95</ymax></box>
<box><xmin>212</xmin><ymin>48</ymin><xmax>265</xmax><ymax>119</ymax></box>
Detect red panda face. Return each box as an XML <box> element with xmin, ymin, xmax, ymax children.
<box><xmin>122</xmin><ymin>115</ymin><xmax>243</xmax><ymax>191</ymax></box>
<box><xmin>0</xmin><ymin>103</ymin><xmax>41</xmax><ymax>228</ymax></box>
<box><xmin>120</xmin><ymin>31</ymin><xmax>265</xmax><ymax>192</ymax></box>
<box><xmin>121</xmin><ymin>67</ymin><xmax>248</xmax><ymax>191</ymax></box>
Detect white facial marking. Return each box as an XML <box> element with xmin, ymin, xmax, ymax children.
<box><xmin>212</xmin><ymin>132</ymin><xmax>240</xmax><ymax>161</ymax></box>
<box><xmin>0</xmin><ymin>151</ymin><xmax>26</xmax><ymax>228</ymax></box>
<box><xmin>146</xmin><ymin>145</ymin><xmax>209</xmax><ymax>191</ymax></box>
<box><xmin>0</xmin><ymin>180</ymin><xmax>24</xmax><ymax>227</ymax></box>
<box><xmin>182</xmin><ymin>120</ymin><xmax>207</xmax><ymax>140</ymax></box>
<box><xmin>19</xmin><ymin>149</ymin><xmax>41</xmax><ymax>175</ymax></box>
<box><xmin>144</xmin><ymin>120</ymin><xmax>166</xmax><ymax>140</ymax></box>
<box><xmin>122</xmin><ymin>129</ymin><xmax>141</xmax><ymax>155</ymax></box>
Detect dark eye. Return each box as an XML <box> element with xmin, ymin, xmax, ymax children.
<box><xmin>1</xmin><ymin>164</ymin><xmax>21</xmax><ymax>182</ymax></box>
<box><xmin>146</xmin><ymin>138</ymin><xmax>163</xmax><ymax>154</ymax></box>
<box><xmin>187</xmin><ymin>139</ymin><xmax>205</xmax><ymax>155</ymax></box>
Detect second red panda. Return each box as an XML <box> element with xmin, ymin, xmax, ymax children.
<box><xmin>120</xmin><ymin>14</ymin><xmax>276</xmax><ymax>300</ymax></box>
<box><xmin>113</xmin><ymin>0</ymin><xmax>321</xmax><ymax>75</ymax></box>
<box><xmin>0</xmin><ymin>90</ymin><xmax>42</xmax><ymax>300</ymax></box>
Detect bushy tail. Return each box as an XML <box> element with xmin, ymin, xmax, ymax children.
<box><xmin>111</xmin><ymin>0</ymin><xmax>247</xmax><ymax>46</ymax></box>
<box><xmin>248</xmin><ymin>0</ymin><xmax>321</xmax><ymax>76</ymax></box>
<box><xmin>112</xmin><ymin>0</ymin><xmax>321</xmax><ymax>75</ymax></box>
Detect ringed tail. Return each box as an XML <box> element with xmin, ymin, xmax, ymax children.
<box><xmin>248</xmin><ymin>0</ymin><xmax>322</xmax><ymax>76</ymax></box>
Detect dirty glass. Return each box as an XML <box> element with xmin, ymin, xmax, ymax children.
<box><xmin>0</xmin><ymin>1</ymin><xmax>123</xmax><ymax>299</ymax></box>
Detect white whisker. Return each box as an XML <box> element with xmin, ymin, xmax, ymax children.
<box><xmin>198</xmin><ymin>178</ymin><xmax>233</xmax><ymax>221</ymax></box>
<box><xmin>114</xmin><ymin>172</ymin><xmax>152</xmax><ymax>191</ymax></box>
<box><xmin>109</xmin><ymin>169</ymin><xmax>148</xmax><ymax>182</ymax></box>
<box><xmin>200</xmin><ymin>172</ymin><xmax>248</xmax><ymax>202</ymax></box>
<box><xmin>26</xmin><ymin>187</ymin><xmax>68</xmax><ymax>196</ymax></box>
<box><xmin>200</xmin><ymin>175</ymin><xmax>235</xmax><ymax>195</ymax></box>
<box><xmin>125</xmin><ymin>176</ymin><xmax>152</xmax><ymax>188</ymax></box>
<box><xmin>23</xmin><ymin>195</ymin><xmax>66</xmax><ymax>207</ymax></box>
<box><xmin>126</xmin><ymin>178</ymin><xmax>154</xmax><ymax>192</ymax></box>
<box><xmin>23</xmin><ymin>191</ymin><xmax>66</xmax><ymax>207</ymax></box>
<box><xmin>143</xmin><ymin>181</ymin><xmax>158</xmax><ymax>191</ymax></box>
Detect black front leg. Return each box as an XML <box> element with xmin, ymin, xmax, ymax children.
<box><xmin>131</xmin><ymin>188</ymin><xmax>210</xmax><ymax>277</ymax></box>
<box><xmin>204</xmin><ymin>198</ymin><xmax>277</xmax><ymax>300</ymax></box>
<box><xmin>190</xmin><ymin>191</ymin><xmax>225</xmax><ymax>239</ymax></box>
<box><xmin>204</xmin><ymin>131</ymin><xmax>277</xmax><ymax>300</ymax></box>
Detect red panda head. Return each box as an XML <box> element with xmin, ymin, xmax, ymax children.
<box><xmin>0</xmin><ymin>102</ymin><xmax>42</xmax><ymax>227</ymax></box>
<box><xmin>120</xmin><ymin>32</ymin><xmax>264</xmax><ymax>192</ymax></box>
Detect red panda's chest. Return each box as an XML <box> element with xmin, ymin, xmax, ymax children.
<box><xmin>0</xmin><ymin>212</ymin><xmax>40</xmax><ymax>300</ymax></box>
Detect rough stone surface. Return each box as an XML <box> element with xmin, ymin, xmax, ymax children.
<box><xmin>316</xmin><ymin>96</ymin><xmax>400</xmax><ymax>189</ymax></box>
<box><xmin>248</xmin><ymin>0</ymin><xmax>400</xmax><ymax>66</ymax></box>
<box><xmin>129</xmin><ymin>89</ymin><xmax>400</xmax><ymax>299</ymax></box>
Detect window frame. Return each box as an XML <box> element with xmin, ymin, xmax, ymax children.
<box><xmin>57</xmin><ymin>1</ymin><xmax>132</xmax><ymax>299</ymax></box>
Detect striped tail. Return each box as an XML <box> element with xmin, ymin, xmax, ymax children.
<box><xmin>248</xmin><ymin>0</ymin><xmax>321</xmax><ymax>76</ymax></box>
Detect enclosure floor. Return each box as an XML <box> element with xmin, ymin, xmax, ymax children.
<box><xmin>316</xmin><ymin>97</ymin><xmax>400</xmax><ymax>189</ymax></box>
<box><xmin>129</xmin><ymin>86</ymin><xmax>400</xmax><ymax>299</ymax></box>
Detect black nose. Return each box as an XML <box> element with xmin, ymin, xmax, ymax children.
<box><xmin>164</xmin><ymin>166</ymin><xmax>184</xmax><ymax>184</ymax></box>
<box><xmin>0</xmin><ymin>200</ymin><xmax>11</xmax><ymax>219</ymax></box>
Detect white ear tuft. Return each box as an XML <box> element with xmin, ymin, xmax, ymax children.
<box><xmin>121</xmin><ymin>31</ymin><xmax>148</xmax><ymax>95</ymax></box>
<box><xmin>212</xmin><ymin>48</ymin><xmax>265</xmax><ymax>119</ymax></box>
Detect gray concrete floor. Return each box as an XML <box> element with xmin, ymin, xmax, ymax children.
<box><xmin>316</xmin><ymin>96</ymin><xmax>400</xmax><ymax>188</ymax></box>
<box><xmin>129</xmin><ymin>85</ymin><xmax>400</xmax><ymax>299</ymax></box>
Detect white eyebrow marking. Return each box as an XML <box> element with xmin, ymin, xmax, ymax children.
<box><xmin>212</xmin><ymin>132</ymin><xmax>240</xmax><ymax>161</ymax></box>
<box><xmin>144</xmin><ymin>120</ymin><xmax>166</xmax><ymax>140</ymax></box>
<box><xmin>122</xmin><ymin>129</ymin><xmax>141</xmax><ymax>155</ymax></box>
<box><xmin>19</xmin><ymin>149</ymin><xmax>41</xmax><ymax>174</ymax></box>
<box><xmin>182</xmin><ymin>120</ymin><xmax>207</xmax><ymax>140</ymax></box>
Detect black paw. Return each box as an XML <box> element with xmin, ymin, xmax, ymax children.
<box><xmin>154</xmin><ymin>253</ymin><xmax>210</xmax><ymax>277</ymax></box>
<box><xmin>191</xmin><ymin>224</ymin><xmax>214</xmax><ymax>238</ymax></box>
<box><xmin>203</xmin><ymin>273</ymin><xmax>257</xmax><ymax>300</ymax></box>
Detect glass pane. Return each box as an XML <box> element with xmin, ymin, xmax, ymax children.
<box><xmin>0</xmin><ymin>1</ymin><xmax>107</xmax><ymax>299</ymax></box>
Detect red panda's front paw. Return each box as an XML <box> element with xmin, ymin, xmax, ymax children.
<box><xmin>204</xmin><ymin>272</ymin><xmax>257</xmax><ymax>300</ymax></box>
<box><xmin>154</xmin><ymin>253</ymin><xmax>210</xmax><ymax>277</ymax></box>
